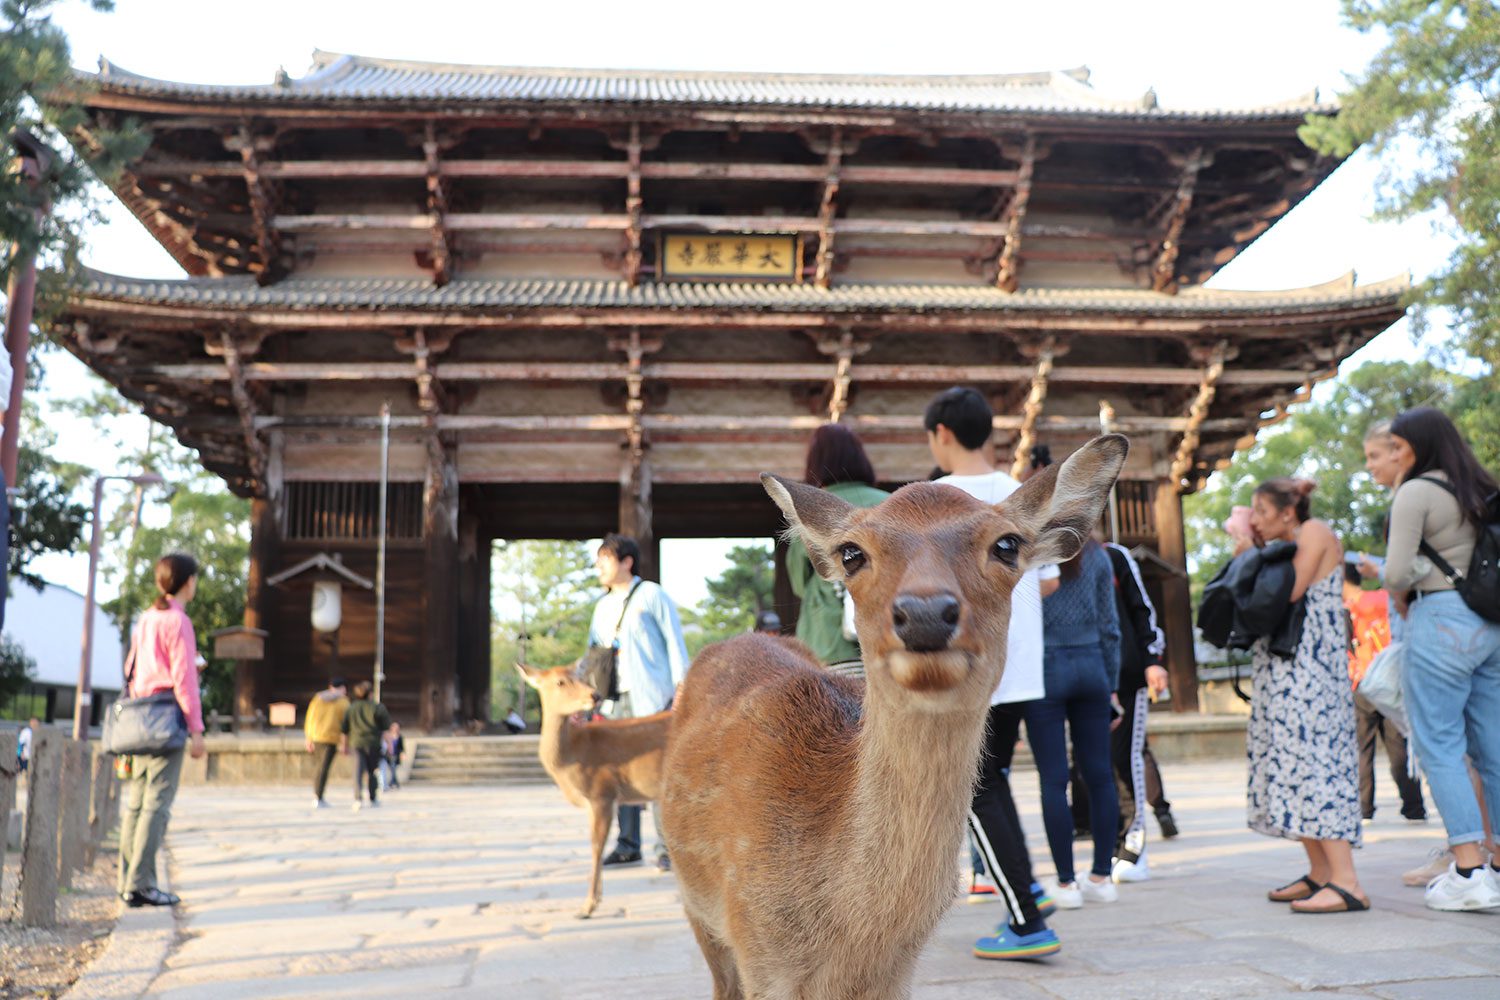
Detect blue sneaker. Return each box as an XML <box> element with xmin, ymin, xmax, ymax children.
<box><xmin>1031</xmin><ymin>881</ymin><xmax>1057</xmax><ymax>918</ymax></box>
<box><xmin>973</xmin><ymin>924</ymin><xmax>1061</xmax><ymax>961</ymax></box>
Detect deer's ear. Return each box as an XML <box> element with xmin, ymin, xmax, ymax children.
<box><xmin>515</xmin><ymin>663</ymin><xmax>541</xmax><ymax>689</ymax></box>
<box><xmin>761</xmin><ymin>473</ymin><xmax>858</xmax><ymax>581</ymax></box>
<box><xmin>1000</xmin><ymin>435</ymin><xmax>1128</xmax><ymax>570</ymax></box>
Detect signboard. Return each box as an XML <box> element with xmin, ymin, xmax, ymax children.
<box><xmin>658</xmin><ymin>233</ymin><xmax>801</xmax><ymax>282</ymax></box>
<box><xmin>211</xmin><ymin>626</ymin><xmax>267</xmax><ymax>661</ymax></box>
<box><xmin>268</xmin><ymin>702</ymin><xmax>296</xmax><ymax>727</ymax></box>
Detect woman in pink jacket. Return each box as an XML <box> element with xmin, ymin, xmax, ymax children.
<box><xmin>117</xmin><ymin>553</ymin><xmax>206</xmax><ymax>907</ymax></box>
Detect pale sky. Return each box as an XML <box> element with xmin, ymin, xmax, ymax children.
<box><xmin>29</xmin><ymin>0</ymin><xmax>1456</xmax><ymax>609</ymax></box>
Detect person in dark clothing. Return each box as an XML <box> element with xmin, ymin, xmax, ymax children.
<box><xmin>342</xmin><ymin>680</ymin><xmax>392</xmax><ymax>809</ymax></box>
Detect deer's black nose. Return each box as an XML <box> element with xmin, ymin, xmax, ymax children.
<box><xmin>891</xmin><ymin>593</ymin><xmax>961</xmax><ymax>652</ymax></box>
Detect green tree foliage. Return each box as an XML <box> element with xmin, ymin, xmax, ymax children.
<box><xmin>8</xmin><ymin>416</ymin><xmax>87</xmax><ymax>588</ymax></box>
<box><xmin>103</xmin><ymin>476</ymin><xmax>250</xmax><ymax>716</ymax></box>
<box><xmin>1185</xmin><ymin>360</ymin><xmax>1475</xmax><ymax>595</ymax></box>
<box><xmin>1</xmin><ymin>0</ymin><xmax>147</xmax><ymax>306</ymax></box>
<box><xmin>1300</xmin><ymin>1</ymin><xmax>1500</xmax><ymax>365</ymax></box>
<box><xmin>680</xmin><ymin>543</ymin><xmax>773</xmax><ymax>657</ymax></box>
<box><xmin>0</xmin><ymin>633</ymin><xmax>35</xmax><ymax>708</ymax></box>
<box><xmin>489</xmin><ymin>540</ymin><xmax>597</xmax><ymax>723</ymax></box>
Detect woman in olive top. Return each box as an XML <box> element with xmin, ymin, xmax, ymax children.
<box><xmin>1387</xmin><ymin>407</ymin><xmax>1500</xmax><ymax>912</ymax></box>
<box><xmin>787</xmin><ymin>424</ymin><xmax>889</xmax><ymax>669</ymax></box>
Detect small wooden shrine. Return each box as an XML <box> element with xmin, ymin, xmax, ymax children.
<box><xmin>57</xmin><ymin>54</ymin><xmax>1405</xmax><ymax>726</ymax></box>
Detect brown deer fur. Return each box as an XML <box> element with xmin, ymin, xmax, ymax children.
<box><xmin>516</xmin><ymin>664</ymin><xmax>671</xmax><ymax>918</ymax></box>
<box><xmin>662</xmin><ymin>435</ymin><xmax>1128</xmax><ymax>999</ymax></box>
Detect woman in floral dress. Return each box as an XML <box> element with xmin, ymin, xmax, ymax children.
<box><xmin>1245</xmin><ymin>478</ymin><xmax>1368</xmax><ymax>913</ymax></box>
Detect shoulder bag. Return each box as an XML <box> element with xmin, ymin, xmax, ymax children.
<box><xmin>578</xmin><ymin>580</ymin><xmax>645</xmax><ymax>700</ymax></box>
<box><xmin>102</xmin><ymin>622</ymin><xmax>189</xmax><ymax>756</ymax></box>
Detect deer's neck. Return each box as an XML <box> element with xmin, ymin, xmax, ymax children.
<box><xmin>536</xmin><ymin>709</ymin><xmax>583</xmax><ymax>773</ymax></box>
<box><xmin>846</xmin><ymin>687</ymin><xmax>990</xmax><ymax>916</ymax></box>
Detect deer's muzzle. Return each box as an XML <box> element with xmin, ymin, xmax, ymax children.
<box><xmin>891</xmin><ymin>592</ymin><xmax>960</xmax><ymax>652</ymax></box>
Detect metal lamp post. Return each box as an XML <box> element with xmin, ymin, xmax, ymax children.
<box><xmin>75</xmin><ymin>472</ymin><xmax>165</xmax><ymax>740</ymax></box>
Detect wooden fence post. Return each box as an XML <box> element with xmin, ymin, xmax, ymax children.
<box><xmin>87</xmin><ymin>748</ymin><xmax>111</xmax><ymax>865</ymax></box>
<box><xmin>20</xmin><ymin>727</ymin><xmax>60</xmax><ymax>928</ymax></box>
<box><xmin>57</xmin><ymin>740</ymin><xmax>90</xmax><ymax>889</ymax></box>
<box><xmin>0</xmin><ymin>732</ymin><xmax>15</xmax><ymax>897</ymax></box>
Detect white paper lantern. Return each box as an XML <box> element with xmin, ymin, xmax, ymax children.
<box><xmin>311</xmin><ymin>580</ymin><xmax>343</xmax><ymax>633</ymax></box>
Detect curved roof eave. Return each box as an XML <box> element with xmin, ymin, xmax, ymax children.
<box><xmin>76</xmin><ymin>54</ymin><xmax>1338</xmax><ymax>123</ymax></box>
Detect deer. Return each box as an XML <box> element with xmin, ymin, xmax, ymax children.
<box><xmin>515</xmin><ymin>663</ymin><xmax>672</xmax><ymax>918</ymax></box>
<box><xmin>661</xmin><ymin>435</ymin><xmax>1127</xmax><ymax>1000</ymax></box>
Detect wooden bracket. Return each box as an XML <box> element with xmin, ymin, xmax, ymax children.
<box><xmin>1009</xmin><ymin>333</ymin><xmax>1057</xmax><ymax>478</ymax></box>
<box><xmin>423</xmin><ymin>120</ymin><xmax>453</xmax><ymax>287</ymax></box>
<box><xmin>219</xmin><ymin>330</ymin><xmax>270</xmax><ymax>489</ymax></box>
<box><xmin>995</xmin><ymin>134</ymin><xmax>1038</xmax><ymax>292</ymax></box>
<box><xmin>623</xmin><ymin>122</ymin><xmax>644</xmax><ymax>287</ymax></box>
<box><xmin>813</xmin><ymin>126</ymin><xmax>844</xmax><ymax>289</ymax></box>
<box><xmin>1167</xmin><ymin>338</ymin><xmax>1230</xmax><ymax>490</ymax></box>
<box><xmin>225</xmin><ymin>124</ymin><xmax>283</xmax><ymax>285</ymax></box>
<box><xmin>1151</xmin><ymin>147</ymin><xmax>1210</xmax><ymax>294</ymax></box>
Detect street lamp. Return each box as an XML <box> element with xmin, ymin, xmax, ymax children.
<box><xmin>75</xmin><ymin>472</ymin><xmax>165</xmax><ymax>740</ymax></box>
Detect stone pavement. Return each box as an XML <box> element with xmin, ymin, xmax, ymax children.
<box><xmin>73</xmin><ymin>759</ymin><xmax>1500</xmax><ymax>999</ymax></box>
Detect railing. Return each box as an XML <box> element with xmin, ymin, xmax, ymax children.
<box><xmin>1114</xmin><ymin>480</ymin><xmax>1158</xmax><ymax>542</ymax></box>
<box><xmin>283</xmin><ymin>480</ymin><xmax>423</xmax><ymax>542</ymax></box>
<box><xmin>1</xmin><ymin>727</ymin><xmax>119</xmax><ymax>928</ymax></box>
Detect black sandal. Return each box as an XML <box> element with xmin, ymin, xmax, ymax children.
<box><xmin>1267</xmin><ymin>875</ymin><xmax>1322</xmax><ymax>902</ymax></box>
<box><xmin>1291</xmin><ymin>882</ymin><xmax>1370</xmax><ymax>913</ymax></box>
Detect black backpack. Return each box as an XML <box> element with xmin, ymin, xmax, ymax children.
<box><xmin>1416</xmin><ymin>476</ymin><xmax>1500</xmax><ymax>624</ymax></box>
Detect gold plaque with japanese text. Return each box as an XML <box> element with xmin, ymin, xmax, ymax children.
<box><xmin>658</xmin><ymin>233</ymin><xmax>802</xmax><ymax>282</ymax></box>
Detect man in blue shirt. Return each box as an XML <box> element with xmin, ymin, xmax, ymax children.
<box><xmin>588</xmin><ymin>533</ymin><xmax>691</xmax><ymax>870</ymax></box>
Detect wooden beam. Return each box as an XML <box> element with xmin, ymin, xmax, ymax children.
<box><xmin>995</xmin><ymin>134</ymin><xmax>1037</xmax><ymax>292</ymax></box>
<box><xmin>1009</xmin><ymin>335</ymin><xmax>1056</xmax><ymax>478</ymax></box>
<box><xmin>623</xmin><ymin>123</ymin><xmax>644</xmax><ymax>287</ymax></box>
<box><xmin>1167</xmin><ymin>339</ymin><xmax>1232</xmax><ymax>490</ymax></box>
<box><xmin>218</xmin><ymin>331</ymin><xmax>269</xmax><ymax>490</ymax></box>
<box><xmin>142</xmin><ymin>359</ymin><xmax>1331</xmax><ymax>388</ymax></box>
<box><xmin>813</xmin><ymin>127</ymin><xmax>843</xmax><ymax>289</ymax></box>
<box><xmin>134</xmin><ymin>157</ymin><xmax>1020</xmax><ymax>188</ymax></box>
<box><xmin>423</xmin><ymin>122</ymin><xmax>452</xmax><ymax>286</ymax></box>
<box><xmin>270</xmin><ymin>212</ymin><xmax>1017</xmax><ymax>238</ymax></box>
<box><xmin>1151</xmin><ymin>148</ymin><xmax>1207</xmax><ymax>294</ymax></box>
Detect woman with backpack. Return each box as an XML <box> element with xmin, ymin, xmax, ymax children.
<box><xmin>1387</xmin><ymin>406</ymin><xmax>1500</xmax><ymax>912</ymax></box>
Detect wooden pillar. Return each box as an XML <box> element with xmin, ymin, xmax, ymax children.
<box><xmin>421</xmin><ymin>439</ymin><xmax>459</xmax><ymax>732</ymax></box>
<box><xmin>21</xmin><ymin>727</ymin><xmax>59</xmax><ymax>927</ymax></box>
<box><xmin>455</xmin><ymin>512</ymin><xmax>490</xmax><ymax>725</ymax></box>
<box><xmin>1153</xmin><ymin>483</ymin><xmax>1200</xmax><ymax>712</ymax></box>
<box><xmin>239</xmin><ymin>496</ymin><xmax>278</xmax><ymax>730</ymax></box>
<box><xmin>619</xmin><ymin>454</ymin><xmax>655</xmax><ymax>581</ymax></box>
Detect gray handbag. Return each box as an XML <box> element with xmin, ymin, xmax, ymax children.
<box><xmin>102</xmin><ymin>633</ymin><xmax>188</xmax><ymax>756</ymax></box>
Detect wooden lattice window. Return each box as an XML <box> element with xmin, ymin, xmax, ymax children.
<box><xmin>283</xmin><ymin>482</ymin><xmax>424</xmax><ymax>541</ymax></box>
<box><xmin>1114</xmin><ymin>481</ymin><xmax>1158</xmax><ymax>542</ymax></box>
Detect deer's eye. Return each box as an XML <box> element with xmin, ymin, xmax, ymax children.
<box><xmin>991</xmin><ymin>534</ymin><xmax>1022</xmax><ymax>568</ymax></box>
<box><xmin>840</xmin><ymin>543</ymin><xmax>866</xmax><ymax>575</ymax></box>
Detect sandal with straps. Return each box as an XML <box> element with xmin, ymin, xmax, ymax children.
<box><xmin>1290</xmin><ymin>882</ymin><xmax>1370</xmax><ymax>914</ymax></box>
<box><xmin>1267</xmin><ymin>875</ymin><xmax>1322</xmax><ymax>902</ymax></box>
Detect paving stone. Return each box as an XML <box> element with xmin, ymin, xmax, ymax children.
<box><xmin>1371</xmin><ymin>977</ymin><xmax>1500</xmax><ymax>1000</ymax></box>
<box><xmin>1042</xmin><ymin>964</ymin><xmax>1291</xmax><ymax>1000</ymax></box>
<box><xmin>1251</xmin><ymin>948</ymin><xmax>1494</xmax><ymax>989</ymax></box>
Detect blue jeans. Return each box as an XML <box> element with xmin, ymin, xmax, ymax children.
<box><xmin>1025</xmin><ymin>645</ymin><xmax>1119</xmax><ymax>883</ymax></box>
<box><xmin>1402</xmin><ymin>591</ymin><xmax>1500</xmax><ymax>847</ymax></box>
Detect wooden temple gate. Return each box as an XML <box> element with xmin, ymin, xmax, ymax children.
<box><xmin>57</xmin><ymin>55</ymin><xmax>1404</xmax><ymax>729</ymax></box>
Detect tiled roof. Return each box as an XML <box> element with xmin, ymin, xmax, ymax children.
<box><xmin>77</xmin><ymin>272</ymin><xmax>1407</xmax><ymax>317</ymax></box>
<box><xmin>87</xmin><ymin>52</ymin><xmax>1333</xmax><ymax>121</ymax></box>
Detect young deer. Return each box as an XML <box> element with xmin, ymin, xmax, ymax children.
<box><xmin>662</xmin><ymin>435</ymin><xmax>1127</xmax><ymax>1000</ymax></box>
<box><xmin>515</xmin><ymin>664</ymin><xmax>671</xmax><ymax>918</ymax></box>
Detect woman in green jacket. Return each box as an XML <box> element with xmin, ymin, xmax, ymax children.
<box><xmin>787</xmin><ymin>424</ymin><xmax>889</xmax><ymax>669</ymax></box>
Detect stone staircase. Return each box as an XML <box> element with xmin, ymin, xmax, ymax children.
<box><xmin>405</xmin><ymin>735</ymin><xmax>550</xmax><ymax>785</ymax></box>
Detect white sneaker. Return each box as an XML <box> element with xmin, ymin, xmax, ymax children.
<box><xmin>1112</xmin><ymin>855</ymin><xmax>1150</xmax><ymax>883</ymax></box>
<box><xmin>1424</xmin><ymin>864</ymin><xmax>1500</xmax><ymax>912</ymax></box>
<box><xmin>312</xmin><ymin>797</ymin><xmax>328</xmax><ymax>810</ymax></box>
<box><xmin>1047</xmin><ymin>879</ymin><xmax>1083</xmax><ymax>910</ymax></box>
<box><xmin>1404</xmin><ymin>847</ymin><xmax>1455</xmax><ymax>887</ymax></box>
<box><xmin>1080</xmin><ymin>876</ymin><xmax>1119</xmax><ymax>903</ymax></box>
<box><xmin>351</xmin><ymin>800</ymin><xmax>363</xmax><ymax>812</ymax></box>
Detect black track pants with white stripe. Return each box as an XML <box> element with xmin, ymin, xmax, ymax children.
<box><xmin>968</xmin><ymin>701</ymin><xmax>1044</xmax><ymax>928</ymax></box>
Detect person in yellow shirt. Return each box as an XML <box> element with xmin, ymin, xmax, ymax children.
<box><xmin>304</xmin><ymin>677</ymin><xmax>349</xmax><ymax>809</ymax></box>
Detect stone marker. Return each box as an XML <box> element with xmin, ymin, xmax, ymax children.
<box><xmin>57</xmin><ymin>739</ymin><xmax>91</xmax><ymax>888</ymax></box>
<box><xmin>88</xmin><ymin>748</ymin><xmax>111</xmax><ymax>865</ymax></box>
<box><xmin>0</xmin><ymin>732</ymin><xmax>15</xmax><ymax>891</ymax></box>
<box><xmin>21</xmin><ymin>727</ymin><xmax>60</xmax><ymax>927</ymax></box>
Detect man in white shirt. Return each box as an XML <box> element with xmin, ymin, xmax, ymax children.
<box><xmin>925</xmin><ymin>386</ymin><xmax>1063</xmax><ymax>960</ymax></box>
